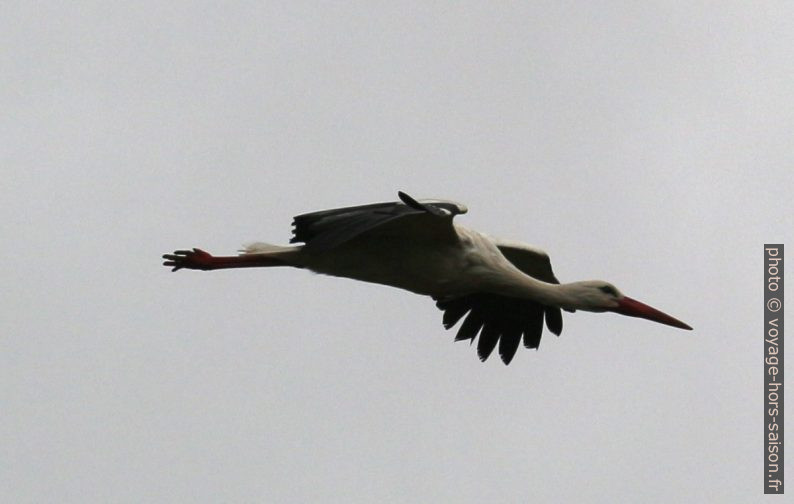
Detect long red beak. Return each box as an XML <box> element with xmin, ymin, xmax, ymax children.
<box><xmin>610</xmin><ymin>296</ymin><xmax>692</xmax><ymax>330</ymax></box>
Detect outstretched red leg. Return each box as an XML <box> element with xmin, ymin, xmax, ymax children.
<box><xmin>162</xmin><ymin>248</ymin><xmax>288</xmax><ymax>271</ymax></box>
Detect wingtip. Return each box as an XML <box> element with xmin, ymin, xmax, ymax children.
<box><xmin>499</xmin><ymin>353</ymin><xmax>515</xmax><ymax>366</ymax></box>
<box><xmin>397</xmin><ymin>190</ymin><xmax>419</xmax><ymax>208</ymax></box>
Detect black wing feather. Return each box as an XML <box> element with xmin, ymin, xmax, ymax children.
<box><xmin>522</xmin><ymin>304</ymin><xmax>545</xmax><ymax>349</ymax></box>
<box><xmin>498</xmin><ymin>324</ymin><xmax>522</xmax><ymax>365</ymax></box>
<box><xmin>477</xmin><ymin>323</ymin><xmax>501</xmax><ymax>361</ymax></box>
<box><xmin>434</xmin><ymin>293</ymin><xmax>554</xmax><ymax>365</ymax></box>
<box><xmin>544</xmin><ymin>307</ymin><xmax>563</xmax><ymax>336</ymax></box>
<box><xmin>291</xmin><ymin>192</ymin><xmax>466</xmax><ymax>251</ymax></box>
<box><xmin>440</xmin><ymin>298</ymin><xmax>471</xmax><ymax>329</ymax></box>
<box><xmin>292</xmin><ymin>205</ymin><xmax>413</xmax><ymax>251</ymax></box>
<box><xmin>456</xmin><ymin>311</ymin><xmax>484</xmax><ymax>343</ymax></box>
<box><xmin>296</xmin><ymin>212</ymin><xmax>399</xmax><ymax>251</ymax></box>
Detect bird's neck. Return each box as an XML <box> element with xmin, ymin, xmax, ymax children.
<box><xmin>493</xmin><ymin>273</ymin><xmax>581</xmax><ymax>310</ymax></box>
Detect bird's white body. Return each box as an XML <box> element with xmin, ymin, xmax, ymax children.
<box><xmin>297</xmin><ymin>226</ymin><xmax>506</xmax><ymax>296</ymax></box>
<box><xmin>248</xmin><ymin>224</ymin><xmax>563</xmax><ymax>303</ymax></box>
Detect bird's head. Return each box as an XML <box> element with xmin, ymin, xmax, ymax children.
<box><xmin>565</xmin><ymin>280</ymin><xmax>692</xmax><ymax>330</ymax></box>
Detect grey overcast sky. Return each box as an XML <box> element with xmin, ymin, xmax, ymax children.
<box><xmin>3</xmin><ymin>2</ymin><xmax>792</xmax><ymax>502</ymax></box>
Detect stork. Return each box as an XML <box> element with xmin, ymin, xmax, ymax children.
<box><xmin>163</xmin><ymin>191</ymin><xmax>691</xmax><ymax>364</ymax></box>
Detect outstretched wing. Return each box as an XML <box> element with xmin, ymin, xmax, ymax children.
<box><xmin>497</xmin><ymin>239</ymin><xmax>571</xmax><ymax>332</ymax></box>
<box><xmin>433</xmin><ymin>241</ymin><xmax>566</xmax><ymax>365</ymax></box>
<box><xmin>291</xmin><ymin>191</ymin><xmax>468</xmax><ymax>251</ymax></box>
<box><xmin>495</xmin><ymin>240</ymin><xmax>560</xmax><ymax>284</ymax></box>
<box><xmin>435</xmin><ymin>293</ymin><xmax>550</xmax><ymax>365</ymax></box>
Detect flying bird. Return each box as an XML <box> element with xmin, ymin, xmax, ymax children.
<box><xmin>163</xmin><ymin>191</ymin><xmax>691</xmax><ymax>364</ymax></box>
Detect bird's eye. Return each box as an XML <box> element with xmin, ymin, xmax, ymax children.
<box><xmin>598</xmin><ymin>285</ymin><xmax>617</xmax><ymax>296</ymax></box>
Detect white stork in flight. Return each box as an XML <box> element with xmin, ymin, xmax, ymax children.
<box><xmin>163</xmin><ymin>191</ymin><xmax>691</xmax><ymax>364</ymax></box>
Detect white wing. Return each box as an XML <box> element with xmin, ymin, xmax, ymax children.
<box><xmin>494</xmin><ymin>240</ymin><xmax>560</xmax><ymax>284</ymax></box>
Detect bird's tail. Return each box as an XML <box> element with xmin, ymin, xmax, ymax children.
<box><xmin>239</xmin><ymin>242</ymin><xmax>294</xmax><ymax>255</ymax></box>
<box><xmin>237</xmin><ymin>242</ymin><xmax>303</xmax><ymax>267</ymax></box>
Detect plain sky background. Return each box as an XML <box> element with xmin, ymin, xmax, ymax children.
<box><xmin>3</xmin><ymin>2</ymin><xmax>793</xmax><ymax>502</ymax></box>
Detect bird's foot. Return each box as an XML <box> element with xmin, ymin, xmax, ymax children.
<box><xmin>162</xmin><ymin>248</ymin><xmax>215</xmax><ymax>271</ymax></box>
